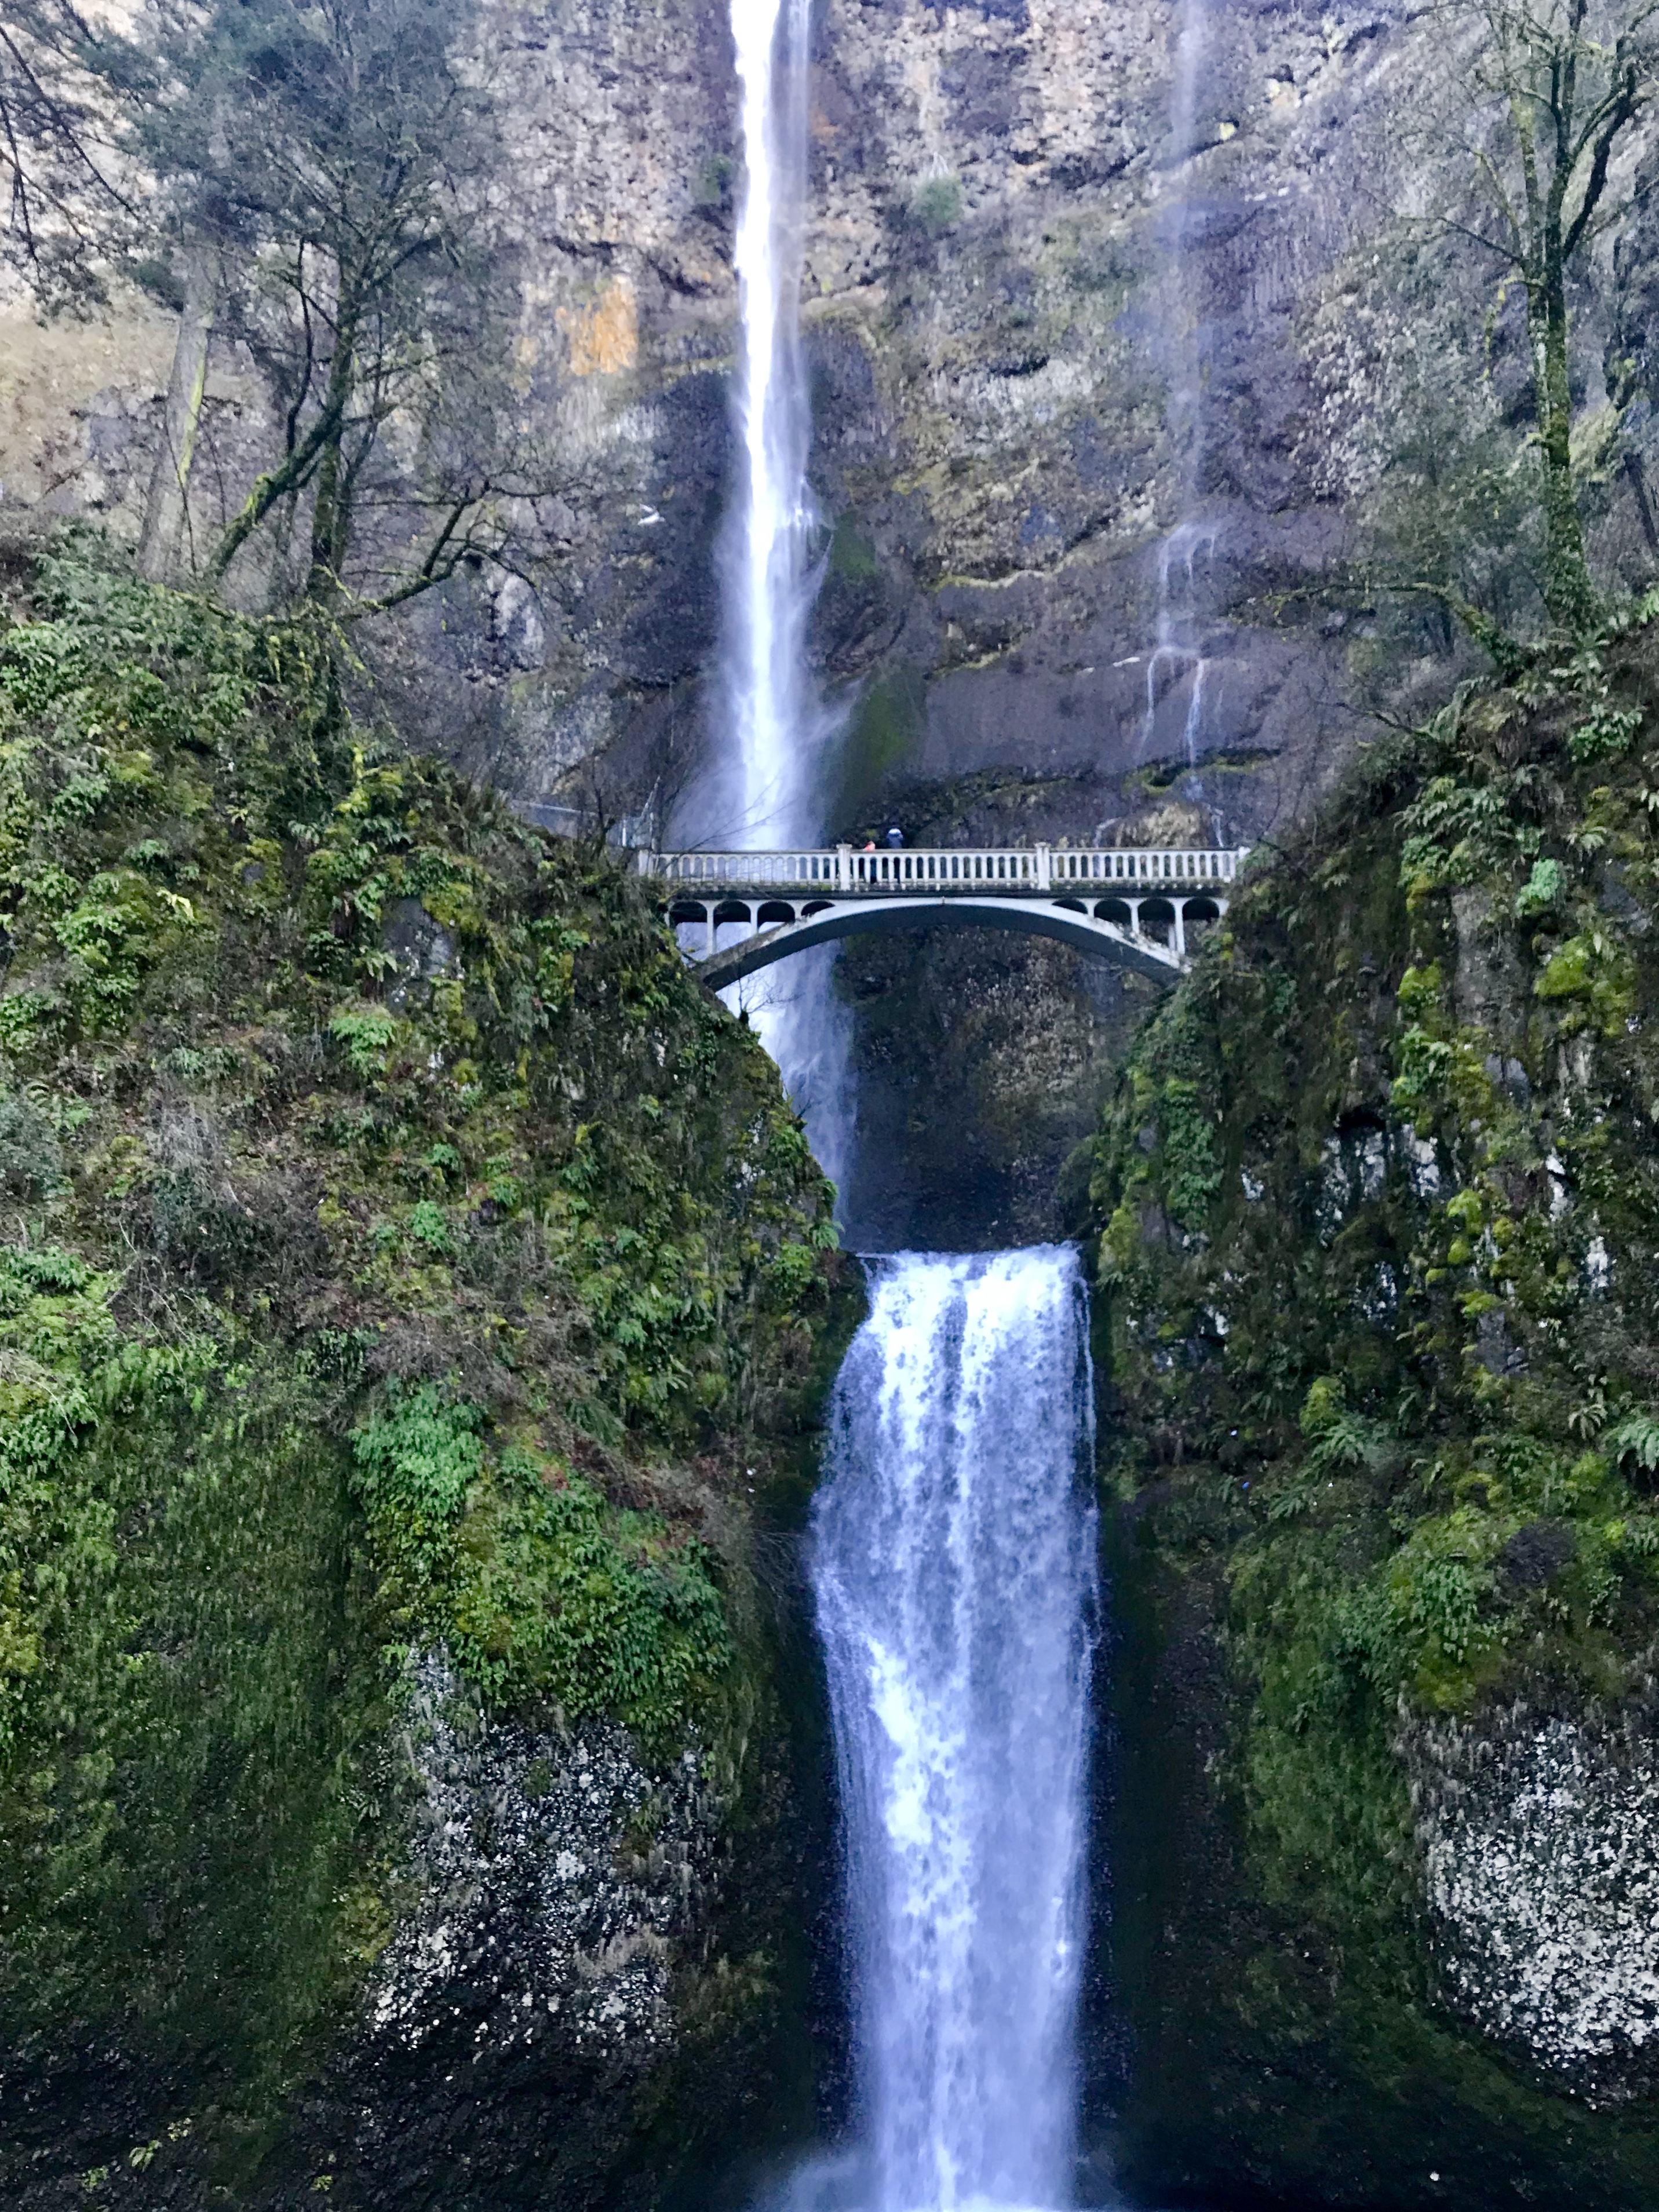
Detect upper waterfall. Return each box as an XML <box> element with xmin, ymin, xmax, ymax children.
<box><xmin>710</xmin><ymin>0</ymin><xmax>856</xmax><ymax>1207</ymax></box>
<box><xmin>811</xmin><ymin>1247</ymin><xmax>1099</xmax><ymax>2212</ymax></box>
<box><xmin>723</xmin><ymin>0</ymin><xmax>818</xmax><ymax>846</ymax></box>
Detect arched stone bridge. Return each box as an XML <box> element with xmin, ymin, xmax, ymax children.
<box><xmin>638</xmin><ymin>842</ymin><xmax>1248</xmax><ymax>991</ymax></box>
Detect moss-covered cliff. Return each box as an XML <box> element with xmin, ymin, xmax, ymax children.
<box><xmin>1086</xmin><ymin>605</ymin><xmax>1659</xmax><ymax>2207</ymax></box>
<box><xmin>0</xmin><ymin>545</ymin><xmax>852</xmax><ymax>2207</ymax></box>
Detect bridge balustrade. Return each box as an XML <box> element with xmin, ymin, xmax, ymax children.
<box><xmin>641</xmin><ymin>844</ymin><xmax>1246</xmax><ymax>892</ymax></box>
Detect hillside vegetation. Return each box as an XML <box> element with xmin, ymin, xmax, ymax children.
<box><xmin>1089</xmin><ymin>603</ymin><xmax>1659</xmax><ymax>2204</ymax></box>
<box><xmin>0</xmin><ymin>542</ymin><xmax>841</xmax><ymax>2184</ymax></box>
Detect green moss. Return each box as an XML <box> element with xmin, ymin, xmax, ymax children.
<box><xmin>351</xmin><ymin>1383</ymin><xmax>731</xmax><ymax>1742</ymax></box>
<box><xmin>909</xmin><ymin>177</ymin><xmax>962</xmax><ymax>235</ymax></box>
<box><xmin>0</xmin><ymin>541</ymin><xmax>844</xmax><ymax>2182</ymax></box>
<box><xmin>1088</xmin><ymin>611</ymin><xmax>1659</xmax><ymax>2196</ymax></box>
<box><xmin>692</xmin><ymin>151</ymin><xmax>734</xmax><ymax>209</ymax></box>
<box><xmin>833</xmin><ymin>666</ymin><xmax>925</xmax><ymax>827</ymax></box>
<box><xmin>827</xmin><ymin>513</ymin><xmax>880</xmax><ymax>581</ymax></box>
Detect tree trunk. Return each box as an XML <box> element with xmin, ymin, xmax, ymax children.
<box><xmin>305</xmin><ymin>309</ymin><xmax>358</xmax><ymax>604</ymax></box>
<box><xmin>1533</xmin><ymin>273</ymin><xmax>1599</xmax><ymax>630</ymax></box>
<box><xmin>137</xmin><ymin>251</ymin><xmax>217</xmax><ymax>585</ymax></box>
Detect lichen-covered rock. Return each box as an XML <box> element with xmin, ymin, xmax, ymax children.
<box><xmin>1085</xmin><ymin>617</ymin><xmax>1659</xmax><ymax>2206</ymax></box>
<box><xmin>1412</xmin><ymin>1699</ymin><xmax>1659</xmax><ymax>2098</ymax></box>
<box><xmin>12</xmin><ymin>0</ymin><xmax>1649</xmax><ymax>845</ymax></box>
<box><xmin>0</xmin><ymin>553</ymin><xmax>849</xmax><ymax>2210</ymax></box>
<box><xmin>370</xmin><ymin>1655</ymin><xmax>721</xmax><ymax>2065</ymax></box>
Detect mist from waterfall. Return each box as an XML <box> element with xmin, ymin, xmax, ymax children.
<box><xmin>712</xmin><ymin>0</ymin><xmax>855</xmax><ymax>1201</ymax></box>
<box><xmin>811</xmin><ymin>1247</ymin><xmax>1099</xmax><ymax>2212</ymax></box>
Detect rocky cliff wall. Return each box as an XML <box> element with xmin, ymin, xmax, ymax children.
<box><xmin>1083</xmin><ymin>608</ymin><xmax>1659</xmax><ymax>2205</ymax></box>
<box><xmin>14</xmin><ymin>0</ymin><xmax>1659</xmax><ymax>1243</ymax></box>
<box><xmin>18</xmin><ymin>0</ymin><xmax>1649</xmax><ymax>831</ymax></box>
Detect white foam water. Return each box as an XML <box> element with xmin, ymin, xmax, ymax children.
<box><xmin>724</xmin><ymin>0</ymin><xmax>817</xmax><ymax>846</ymax></box>
<box><xmin>709</xmin><ymin>0</ymin><xmax>855</xmax><ymax>1205</ymax></box>
<box><xmin>811</xmin><ymin>1247</ymin><xmax>1100</xmax><ymax>2212</ymax></box>
<box><xmin>1142</xmin><ymin>0</ymin><xmax>1224</xmax><ymax>787</ymax></box>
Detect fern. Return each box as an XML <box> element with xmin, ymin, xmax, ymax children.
<box><xmin>1607</xmin><ymin>1411</ymin><xmax>1659</xmax><ymax>1472</ymax></box>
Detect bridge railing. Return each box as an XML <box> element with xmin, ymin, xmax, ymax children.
<box><xmin>641</xmin><ymin>844</ymin><xmax>1248</xmax><ymax>893</ymax></box>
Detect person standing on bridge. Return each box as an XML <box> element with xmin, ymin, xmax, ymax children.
<box><xmin>885</xmin><ymin>825</ymin><xmax>904</xmax><ymax>849</ymax></box>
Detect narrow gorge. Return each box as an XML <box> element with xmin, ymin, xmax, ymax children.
<box><xmin>7</xmin><ymin>0</ymin><xmax>1659</xmax><ymax>2204</ymax></box>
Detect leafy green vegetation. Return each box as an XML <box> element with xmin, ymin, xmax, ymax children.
<box><xmin>1091</xmin><ymin>600</ymin><xmax>1659</xmax><ymax>2185</ymax></box>
<box><xmin>350</xmin><ymin>1382</ymin><xmax>732</xmax><ymax>1737</ymax></box>
<box><xmin>0</xmin><ymin>540</ymin><xmax>842</xmax><ymax>2162</ymax></box>
<box><xmin>1092</xmin><ymin>597</ymin><xmax>1659</xmax><ymax>2203</ymax></box>
<box><xmin>909</xmin><ymin>177</ymin><xmax>963</xmax><ymax>235</ymax></box>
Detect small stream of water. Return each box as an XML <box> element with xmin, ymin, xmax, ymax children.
<box><xmin>811</xmin><ymin>1248</ymin><xmax>1100</xmax><ymax>2212</ymax></box>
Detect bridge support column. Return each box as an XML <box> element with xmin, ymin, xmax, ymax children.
<box><xmin>1128</xmin><ymin>899</ymin><xmax>1142</xmax><ymax>936</ymax></box>
<box><xmin>706</xmin><ymin>910</ymin><xmax>717</xmax><ymax>959</ymax></box>
<box><xmin>1174</xmin><ymin>903</ymin><xmax>1187</xmax><ymax>958</ymax></box>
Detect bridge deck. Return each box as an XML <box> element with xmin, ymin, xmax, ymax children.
<box><xmin>640</xmin><ymin>842</ymin><xmax>1246</xmax><ymax>895</ymax></box>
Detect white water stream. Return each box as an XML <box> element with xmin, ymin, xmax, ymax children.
<box><xmin>725</xmin><ymin>0</ymin><xmax>816</xmax><ymax>846</ymax></box>
<box><xmin>712</xmin><ymin>0</ymin><xmax>855</xmax><ymax>1201</ymax></box>
<box><xmin>719</xmin><ymin>18</ymin><xmax>1101</xmax><ymax>2199</ymax></box>
<box><xmin>1143</xmin><ymin>0</ymin><xmax>1222</xmax><ymax>790</ymax></box>
<box><xmin>811</xmin><ymin>1247</ymin><xmax>1099</xmax><ymax>2212</ymax></box>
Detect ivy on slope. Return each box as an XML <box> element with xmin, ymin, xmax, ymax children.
<box><xmin>0</xmin><ymin>546</ymin><xmax>837</xmax><ymax>2098</ymax></box>
<box><xmin>1091</xmin><ymin>599</ymin><xmax>1659</xmax><ymax>1963</ymax></box>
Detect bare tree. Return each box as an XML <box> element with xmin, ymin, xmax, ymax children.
<box><xmin>137</xmin><ymin>0</ymin><xmax>555</xmax><ymax>616</ymax></box>
<box><xmin>6</xmin><ymin>0</ymin><xmax>568</xmax><ymax>625</ymax></box>
<box><xmin>0</xmin><ymin>0</ymin><xmax>143</xmax><ymax>310</ymax></box>
<box><xmin>1438</xmin><ymin>0</ymin><xmax>1659</xmax><ymax>627</ymax></box>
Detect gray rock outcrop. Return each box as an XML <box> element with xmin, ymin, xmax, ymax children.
<box><xmin>1410</xmin><ymin>1692</ymin><xmax>1659</xmax><ymax>2100</ymax></box>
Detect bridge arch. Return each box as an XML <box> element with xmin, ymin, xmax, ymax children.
<box><xmin>678</xmin><ymin>891</ymin><xmax>1210</xmax><ymax>992</ymax></box>
<box><xmin>650</xmin><ymin>842</ymin><xmax>1246</xmax><ymax>990</ymax></box>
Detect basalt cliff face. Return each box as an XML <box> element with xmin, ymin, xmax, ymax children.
<box><xmin>0</xmin><ymin>0</ymin><xmax>1503</xmax><ymax>809</ymax></box>
<box><xmin>0</xmin><ymin>553</ymin><xmax>855</xmax><ymax>2209</ymax></box>
<box><xmin>16</xmin><ymin>0</ymin><xmax>1642</xmax><ymax>1244</ymax></box>
<box><xmin>15</xmin><ymin>7</ymin><xmax>1659</xmax><ymax>2206</ymax></box>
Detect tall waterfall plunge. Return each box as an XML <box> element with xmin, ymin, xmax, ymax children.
<box><xmin>725</xmin><ymin>0</ymin><xmax>815</xmax><ymax>848</ymax></box>
<box><xmin>710</xmin><ymin>0</ymin><xmax>855</xmax><ymax>1202</ymax></box>
<box><xmin>811</xmin><ymin>1248</ymin><xmax>1100</xmax><ymax>2212</ymax></box>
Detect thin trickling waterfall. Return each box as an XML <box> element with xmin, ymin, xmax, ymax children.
<box><xmin>1143</xmin><ymin>519</ymin><xmax>1218</xmax><ymax>765</ymax></box>
<box><xmin>811</xmin><ymin>1248</ymin><xmax>1099</xmax><ymax>2212</ymax></box>
<box><xmin>1144</xmin><ymin>0</ymin><xmax>1221</xmax><ymax>781</ymax></box>
<box><xmin>708</xmin><ymin>0</ymin><xmax>854</xmax><ymax>1202</ymax></box>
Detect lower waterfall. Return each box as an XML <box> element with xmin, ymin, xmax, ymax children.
<box><xmin>811</xmin><ymin>1246</ymin><xmax>1099</xmax><ymax>2212</ymax></box>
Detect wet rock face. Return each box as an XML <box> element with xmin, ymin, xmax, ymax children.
<box><xmin>785</xmin><ymin>0</ymin><xmax>1432</xmax><ymax>855</ymax></box>
<box><xmin>366</xmin><ymin>1656</ymin><xmax>719</xmax><ymax>2069</ymax></box>
<box><xmin>5</xmin><ymin>0</ymin><xmax>1492</xmax><ymax>1262</ymax></box>
<box><xmin>304</xmin><ymin>1652</ymin><xmax>814</xmax><ymax>2211</ymax></box>
<box><xmin>1411</xmin><ymin>1699</ymin><xmax>1659</xmax><ymax>2100</ymax></box>
<box><xmin>836</xmin><ymin>926</ymin><xmax>1151</xmax><ymax>1251</ymax></box>
<box><xmin>10</xmin><ymin>0</ymin><xmax>1532</xmax><ymax>838</ymax></box>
